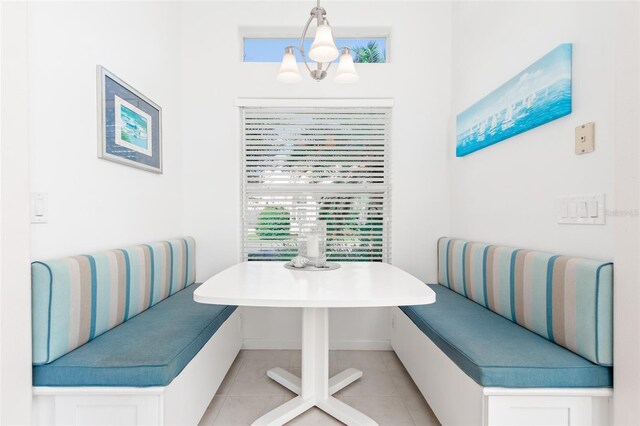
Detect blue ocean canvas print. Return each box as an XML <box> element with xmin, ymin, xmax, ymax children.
<box><xmin>456</xmin><ymin>44</ymin><xmax>572</xmax><ymax>157</ymax></box>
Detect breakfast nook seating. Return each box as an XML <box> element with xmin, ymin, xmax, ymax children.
<box><xmin>30</xmin><ymin>237</ymin><xmax>242</xmax><ymax>425</ymax></box>
<box><xmin>392</xmin><ymin>237</ymin><xmax>613</xmax><ymax>425</ymax></box>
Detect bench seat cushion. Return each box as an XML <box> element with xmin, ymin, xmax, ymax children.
<box><xmin>437</xmin><ymin>237</ymin><xmax>613</xmax><ymax>366</ymax></box>
<box><xmin>33</xmin><ymin>283</ymin><xmax>236</xmax><ymax>387</ymax></box>
<box><xmin>401</xmin><ymin>284</ymin><xmax>612</xmax><ymax>388</ymax></box>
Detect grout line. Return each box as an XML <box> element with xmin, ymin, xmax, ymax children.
<box><xmin>229</xmin><ymin>355</ymin><xmax>245</xmax><ymax>381</ymax></box>
<box><xmin>397</xmin><ymin>396</ymin><xmax>418</xmax><ymax>426</ymax></box>
<box><xmin>208</xmin><ymin>395</ymin><xmax>226</xmax><ymax>426</ymax></box>
<box><xmin>214</xmin><ymin>354</ymin><xmax>244</xmax><ymax>397</ymax></box>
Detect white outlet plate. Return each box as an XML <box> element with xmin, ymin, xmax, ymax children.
<box><xmin>557</xmin><ymin>194</ymin><xmax>605</xmax><ymax>225</ymax></box>
<box><xmin>575</xmin><ymin>122</ymin><xmax>595</xmax><ymax>155</ymax></box>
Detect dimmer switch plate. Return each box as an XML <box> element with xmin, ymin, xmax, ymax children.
<box><xmin>575</xmin><ymin>122</ymin><xmax>595</xmax><ymax>155</ymax></box>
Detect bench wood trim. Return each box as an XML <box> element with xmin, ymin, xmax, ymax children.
<box><xmin>32</xmin><ymin>309</ymin><xmax>242</xmax><ymax>426</ymax></box>
<box><xmin>391</xmin><ymin>307</ymin><xmax>612</xmax><ymax>426</ymax></box>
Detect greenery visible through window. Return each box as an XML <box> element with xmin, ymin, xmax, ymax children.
<box><xmin>351</xmin><ymin>41</ymin><xmax>384</xmax><ymax>63</ymax></box>
<box><xmin>243</xmin><ymin>38</ymin><xmax>387</xmax><ymax>63</ymax></box>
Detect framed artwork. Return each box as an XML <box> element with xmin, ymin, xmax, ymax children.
<box><xmin>456</xmin><ymin>43</ymin><xmax>572</xmax><ymax>157</ymax></box>
<box><xmin>97</xmin><ymin>66</ymin><xmax>162</xmax><ymax>173</ymax></box>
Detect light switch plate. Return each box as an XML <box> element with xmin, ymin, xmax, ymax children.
<box><xmin>557</xmin><ymin>194</ymin><xmax>605</xmax><ymax>225</ymax></box>
<box><xmin>575</xmin><ymin>122</ymin><xmax>595</xmax><ymax>155</ymax></box>
<box><xmin>30</xmin><ymin>192</ymin><xmax>48</xmax><ymax>224</ymax></box>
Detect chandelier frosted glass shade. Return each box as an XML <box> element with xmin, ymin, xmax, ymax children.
<box><xmin>334</xmin><ymin>49</ymin><xmax>359</xmax><ymax>83</ymax></box>
<box><xmin>308</xmin><ymin>24</ymin><xmax>340</xmax><ymax>63</ymax></box>
<box><xmin>277</xmin><ymin>49</ymin><xmax>302</xmax><ymax>83</ymax></box>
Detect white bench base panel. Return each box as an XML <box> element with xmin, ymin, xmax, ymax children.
<box><xmin>390</xmin><ymin>307</ymin><xmax>612</xmax><ymax>426</ymax></box>
<box><xmin>32</xmin><ymin>309</ymin><xmax>243</xmax><ymax>426</ymax></box>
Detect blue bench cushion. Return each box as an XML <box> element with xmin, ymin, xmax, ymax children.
<box><xmin>437</xmin><ymin>237</ymin><xmax>613</xmax><ymax>366</ymax></box>
<box><xmin>33</xmin><ymin>283</ymin><xmax>236</xmax><ymax>387</ymax></box>
<box><xmin>401</xmin><ymin>284</ymin><xmax>612</xmax><ymax>388</ymax></box>
<box><xmin>32</xmin><ymin>237</ymin><xmax>197</xmax><ymax>365</ymax></box>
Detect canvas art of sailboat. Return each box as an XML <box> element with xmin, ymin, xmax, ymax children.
<box><xmin>456</xmin><ymin>43</ymin><xmax>572</xmax><ymax>157</ymax></box>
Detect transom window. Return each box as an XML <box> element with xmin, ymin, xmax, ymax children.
<box><xmin>243</xmin><ymin>38</ymin><xmax>387</xmax><ymax>63</ymax></box>
<box><xmin>240</xmin><ymin>103</ymin><xmax>391</xmax><ymax>262</ymax></box>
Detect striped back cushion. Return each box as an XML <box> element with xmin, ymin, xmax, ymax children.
<box><xmin>32</xmin><ymin>237</ymin><xmax>196</xmax><ymax>365</ymax></box>
<box><xmin>437</xmin><ymin>237</ymin><xmax>613</xmax><ymax>366</ymax></box>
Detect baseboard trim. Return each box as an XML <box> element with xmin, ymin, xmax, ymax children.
<box><xmin>242</xmin><ymin>339</ymin><xmax>391</xmax><ymax>351</ymax></box>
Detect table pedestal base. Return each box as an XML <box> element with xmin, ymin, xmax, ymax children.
<box><xmin>251</xmin><ymin>308</ymin><xmax>377</xmax><ymax>426</ymax></box>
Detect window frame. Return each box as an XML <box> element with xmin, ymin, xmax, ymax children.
<box><xmin>238</xmin><ymin>27</ymin><xmax>392</xmax><ymax>63</ymax></box>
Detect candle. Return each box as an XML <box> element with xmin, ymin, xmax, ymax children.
<box><xmin>307</xmin><ymin>234</ymin><xmax>320</xmax><ymax>258</ymax></box>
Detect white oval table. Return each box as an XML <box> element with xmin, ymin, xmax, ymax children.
<box><xmin>194</xmin><ymin>262</ymin><xmax>435</xmax><ymax>426</ymax></box>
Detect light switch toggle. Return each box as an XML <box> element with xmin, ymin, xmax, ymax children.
<box><xmin>34</xmin><ymin>198</ymin><xmax>45</xmax><ymax>216</ymax></box>
<box><xmin>578</xmin><ymin>202</ymin><xmax>588</xmax><ymax>218</ymax></box>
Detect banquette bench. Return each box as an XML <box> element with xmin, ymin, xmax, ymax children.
<box><xmin>31</xmin><ymin>237</ymin><xmax>242</xmax><ymax>425</ymax></box>
<box><xmin>391</xmin><ymin>237</ymin><xmax>613</xmax><ymax>426</ymax></box>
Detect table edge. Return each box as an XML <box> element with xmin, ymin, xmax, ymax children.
<box><xmin>193</xmin><ymin>293</ymin><xmax>436</xmax><ymax>308</ymax></box>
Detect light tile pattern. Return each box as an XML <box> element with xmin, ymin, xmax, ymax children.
<box><xmin>199</xmin><ymin>350</ymin><xmax>440</xmax><ymax>426</ymax></box>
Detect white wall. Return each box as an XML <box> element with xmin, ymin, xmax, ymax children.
<box><xmin>179</xmin><ymin>1</ymin><xmax>452</xmax><ymax>348</ymax></box>
<box><xmin>28</xmin><ymin>1</ymin><xmax>185</xmax><ymax>260</ymax></box>
<box><xmin>0</xmin><ymin>2</ymin><xmax>32</xmax><ymax>423</ymax></box>
<box><xmin>450</xmin><ymin>1</ymin><xmax>620</xmax><ymax>260</ymax></box>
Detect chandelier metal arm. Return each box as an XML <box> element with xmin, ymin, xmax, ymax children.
<box><xmin>299</xmin><ymin>13</ymin><xmax>316</xmax><ymax>75</ymax></box>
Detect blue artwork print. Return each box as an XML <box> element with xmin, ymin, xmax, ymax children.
<box><xmin>120</xmin><ymin>104</ymin><xmax>149</xmax><ymax>150</ymax></box>
<box><xmin>456</xmin><ymin>44</ymin><xmax>572</xmax><ymax>157</ymax></box>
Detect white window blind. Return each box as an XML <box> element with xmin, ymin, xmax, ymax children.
<box><xmin>241</xmin><ymin>105</ymin><xmax>391</xmax><ymax>262</ymax></box>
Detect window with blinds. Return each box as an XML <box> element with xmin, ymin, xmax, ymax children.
<box><xmin>241</xmin><ymin>105</ymin><xmax>391</xmax><ymax>262</ymax></box>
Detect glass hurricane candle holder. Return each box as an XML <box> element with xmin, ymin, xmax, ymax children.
<box><xmin>300</xmin><ymin>222</ymin><xmax>327</xmax><ymax>268</ymax></box>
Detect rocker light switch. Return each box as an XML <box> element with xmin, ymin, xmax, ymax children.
<box><xmin>557</xmin><ymin>194</ymin><xmax>605</xmax><ymax>225</ymax></box>
<box><xmin>575</xmin><ymin>122</ymin><xmax>595</xmax><ymax>155</ymax></box>
<box><xmin>31</xmin><ymin>193</ymin><xmax>48</xmax><ymax>224</ymax></box>
<box><xmin>577</xmin><ymin>202</ymin><xmax>588</xmax><ymax>218</ymax></box>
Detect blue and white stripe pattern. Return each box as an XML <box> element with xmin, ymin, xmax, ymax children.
<box><xmin>437</xmin><ymin>237</ymin><xmax>613</xmax><ymax>366</ymax></box>
<box><xmin>32</xmin><ymin>237</ymin><xmax>196</xmax><ymax>365</ymax></box>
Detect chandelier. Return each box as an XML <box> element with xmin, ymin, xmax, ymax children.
<box><xmin>277</xmin><ymin>0</ymin><xmax>359</xmax><ymax>84</ymax></box>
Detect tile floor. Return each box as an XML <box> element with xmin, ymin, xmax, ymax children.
<box><xmin>198</xmin><ymin>350</ymin><xmax>440</xmax><ymax>426</ymax></box>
